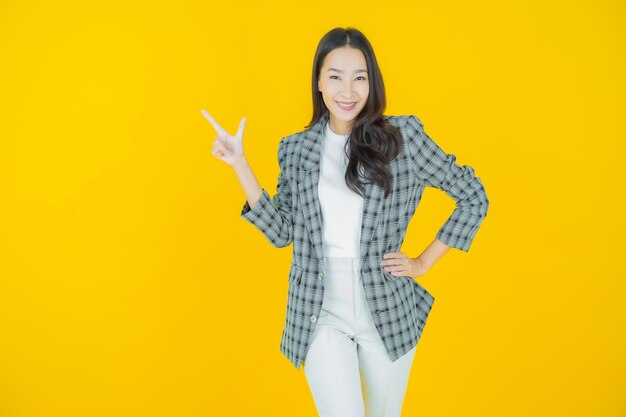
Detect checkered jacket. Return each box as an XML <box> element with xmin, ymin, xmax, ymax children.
<box><xmin>240</xmin><ymin>112</ymin><xmax>489</xmax><ymax>369</ymax></box>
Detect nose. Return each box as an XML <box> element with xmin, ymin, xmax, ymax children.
<box><xmin>341</xmin><ymin>80</ymin><xmax>354</xmax><ymax>96</ymax></box>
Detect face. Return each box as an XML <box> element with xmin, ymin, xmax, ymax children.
<box><xmin>317</xmin><ymin>46</ymin><xmax>369</xmax><ymax>135</ymax></box>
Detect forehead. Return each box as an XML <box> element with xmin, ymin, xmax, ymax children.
<box><xmin>323</xmin><ymin>47</ymin><xmax>367</xmax><ymax>69</ymax></box>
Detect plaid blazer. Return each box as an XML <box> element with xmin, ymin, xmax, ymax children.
<box><xmin>240</xmin><ymin>111</ymin><xmax>489</xmax><ymax>369</ymax></box>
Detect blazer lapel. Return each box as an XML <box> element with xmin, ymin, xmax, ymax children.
<box><xmin>298</xmin><ymin>112</ymin><xmax>386</xmax><ymax>263</ymax></box>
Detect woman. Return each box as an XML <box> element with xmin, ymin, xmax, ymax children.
<box><xmin>202</xmin><ymin>27</ymin><xmax>489</xmax><ymax>417</ymax></box>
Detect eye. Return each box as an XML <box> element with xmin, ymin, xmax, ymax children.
<box><xmin>356</xmin><ymin>76</ymin><xmax>367</xmax><ymax>81</ymax></box>
<box><xmin>330</xmin><ymin>75</ymin><xmax>340</xmax><ymax>80</ymax></box>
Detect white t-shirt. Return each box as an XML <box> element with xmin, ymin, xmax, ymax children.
<box><xmin>318</xmin><ymin>120</ymin><xmax>364</xmax><ymax>258</ymax></box>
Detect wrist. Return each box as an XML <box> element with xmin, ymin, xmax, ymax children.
<box><xmin>232</xmin><ymin>156</ymin><xmax>249</xmax><ymax>171</ymax></box>
<box><xmin>414</xmin><ymin>256</ymin><xmax>428</xmax><ymax>271</ymax></box>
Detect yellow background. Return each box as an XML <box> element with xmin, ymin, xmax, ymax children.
<box><xmin>1</xmin><ymin>0</ymin><xmax>624</xmax><ymax>416</ymax></box>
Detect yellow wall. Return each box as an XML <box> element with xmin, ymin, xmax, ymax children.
<box><xmin>1</xmin><ymin>1</ymin><xmax>624</xmax><ymax>416</ymax></box>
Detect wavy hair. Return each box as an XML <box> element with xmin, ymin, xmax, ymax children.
<box><xmin>305</xmin><ymin>27</ymin><xmax>403</xmax><ymax>199</ymax></box>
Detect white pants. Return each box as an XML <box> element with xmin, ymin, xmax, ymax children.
<box><xmin>303</xmin><ymin>256</ymin><xmax>417</xmax><ymax>417</ymax></box>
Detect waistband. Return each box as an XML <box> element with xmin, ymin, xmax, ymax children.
<box><xmin>323</xmin><ymin>256</ymin><xmax>361</xmax><ymax>271</ymax></box>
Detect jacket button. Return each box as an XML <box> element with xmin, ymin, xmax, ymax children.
<box><xmin>318</xmin><ymin>272</ymin><xmax>324</xmax><ymax>280</ymax></box>
<box><xmin>310</xmin><ymin>315</ymin><xmax>317</xmax><ymax>323</ymax></box>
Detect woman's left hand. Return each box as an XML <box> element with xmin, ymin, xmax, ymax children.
<box><xmin>381</xmin><ymin>252</ymin><xmax>429</xmax><ymax>278</ymax></box>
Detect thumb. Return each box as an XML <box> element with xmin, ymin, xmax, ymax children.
<box><xmin>236</xmin><ymin>116</ymin><xmax>246</xmax><ymax>138</ymax></box>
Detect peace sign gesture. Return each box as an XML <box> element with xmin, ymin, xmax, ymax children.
<box><xmin>201</xmin><ymin>109</ymin><xmax>246</xmax><ymax>167</ymax></box>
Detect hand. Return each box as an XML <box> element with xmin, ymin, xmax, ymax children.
<box><xmin>381</xmin><ymin>252</ymin><xmax>429</xmax><ymax>278</ymax></box>
<box><xmin>201</xmin><ymin>109</ymin><xmax>246</xmax><ymax>167</ymax></box>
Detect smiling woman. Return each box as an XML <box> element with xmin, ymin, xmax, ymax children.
<box><xmin>203</xmin><ymin>25</ymin><xmax>489</xmax><ymax>417</ymax></box>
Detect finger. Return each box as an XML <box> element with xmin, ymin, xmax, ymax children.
<box><xmin>389</xmin><ymin>266</ymin><xmax>409</xmax><ymax>276</ymax></box>
<box><xmin>201</xmin><ymin>109</ymin><xmax>228</xmax><ymax>135</ymax></box>
<box><xmin>381</xmin><ymin>253</ymin><xmax>400</xmax><ymax>265</ymax></box>
<box><xmin>387</xmin><ymin>268</ymin><xmax>399</xmax><ymax>276</ymax></box>
<box><xmin>213</xmin><ymin>140</ymin><xmax>230</xmax><ymax>155</ymax></box>
<box><xmin>385</xmin><ymin>262</ymin><xmax>406</xmax><ymax>271</ymax></box>
<box><xmin>235</xmin><ymin>116</ymin><xmax>246</xmax><ymax>138</ymax></box>
<box><xmin>212</xmin><ymin>147</ymin><xmax>227</xmax><ymax>158</ymax></box>
<box><xmin>383</xmin><ymin>260</ymin><xmax>402</xmax><ymax>266</ymax></box>
<box><xmin>216</xmin><ymin>137</ymin><xmax>232</xmax><ymax>153</ymax></box>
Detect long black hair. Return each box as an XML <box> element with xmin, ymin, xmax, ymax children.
<box><xmin>306</xmin><ymin>27</ymin><xmax>403</xmax><ymax>199</ymax></box>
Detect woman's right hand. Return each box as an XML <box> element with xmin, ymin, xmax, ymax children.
<box><xmin>201</xmin><ymin>110</ymin><xmax>246</xmax><ymax>167</ymax></box>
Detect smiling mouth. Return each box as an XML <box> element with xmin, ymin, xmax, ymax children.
<box><xmin>336</xmin><ymin>101</ymin><xmax>357</xmax><ymax>111</ymax></box>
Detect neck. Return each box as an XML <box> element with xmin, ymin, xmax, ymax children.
<box><xmin>329</xmin><ymin>117</ymin><xmax>351</xmax><ymax>135</ymax></box>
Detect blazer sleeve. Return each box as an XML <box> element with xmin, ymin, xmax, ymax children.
<box><xmin>240</xmin><ymin>138</ymin><xmax>294</xmax><ymax>248</ymax></box>
<box><xmin>405</xmin><ymin>115</ymin><xmax>490</xmax><ymax>252</ymax></box>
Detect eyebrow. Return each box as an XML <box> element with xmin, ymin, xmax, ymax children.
<box><xmin>328</xmin><ymin>68</ymin><xmax>368</xmax><ymax>74</ymax></box>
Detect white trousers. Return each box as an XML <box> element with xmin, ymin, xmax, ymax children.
<box><xmin>303</xmin><ymin>256</ymin><xmax>417</xmax><ymax>417</ymax></box>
